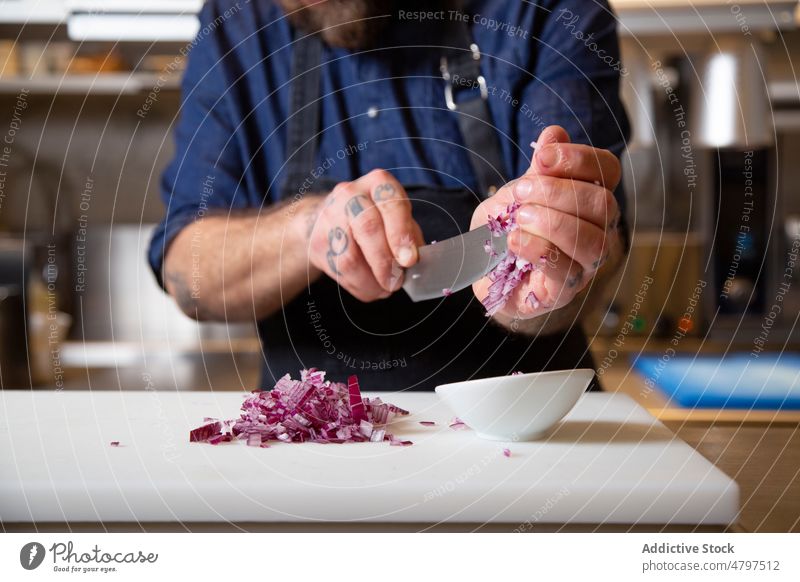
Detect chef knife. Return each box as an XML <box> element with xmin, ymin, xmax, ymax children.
<box><xmin>402</xmin><ymin>225</ymin><xmax>508</xmax><ymax>302</ymax></box>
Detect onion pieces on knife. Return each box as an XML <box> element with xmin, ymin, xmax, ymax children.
<box><xmin>189</xmin><ymin>369</ymin><xmax>411</xmax><ymax>447</ymax></box>
<box><xmin>482</xmin><ymin>201</ymin><xmax>545</xmax><ymax>316</ymax></box>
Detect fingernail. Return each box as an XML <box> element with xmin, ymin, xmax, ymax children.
<box><xmin>510</xmin><ymin>230</ymin><xmax>532</xmax><ymax>248</ymax></box>
<box><xmin>398</xmin><ymin>245</ymin><xmax>414</xmax><ymax>267</ymax></box>
<box><xmin>514</xmin><ymin>178</ymin><xmax>534</xmax><ymax>200</ymax></box>
<box><xmin>537</xmin><ymin>146</ymin><xmax>559</xmax><ymax>168</ymax></box>
<box><xmin>388</xmin><ymin>260</ymin><xmax>404</xmax><ymax>291</ymax></box>
<box><xmin>518</xmin><ymin>205</ymin><xmax>537</xmax><ymax>224</ymax></box>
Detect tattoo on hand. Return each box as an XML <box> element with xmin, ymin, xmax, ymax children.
<box><xmin>166</xmin><ymin>270</ymin><xmax>213</xmax><ymax>320</ymax></box>
<box><xmin>345</xmin><ymin>194</ymin><xmax>369</xmax><ymax>219</ymax></box>
<box><xmin>326</xmin><ymin>226</ymin><xmax>349</xmax><ymax>275</ymax></box>
<box><xmin>373</xmin><ymin>183</ymin><xmax>396</xmax><ymax>201</ymax></box>
<box><xmin>592</xmin><ymin>252</ymin><xmax>609</xmax><ymax>270</ymax></box>
<box><xmin>567</xmin><ymin>267</ymin><xmax>584</xmax><ymax>288</ymax></box>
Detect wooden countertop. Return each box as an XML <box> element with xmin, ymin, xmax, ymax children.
<box><xmin>597</xmin><ymin>362</ymin><xmax>800</xmax><ymax>532</ymax></box>
<box><xmin>668</xmin><ymin>422</ymin><xmax>800</xmax><ymax>532</ymax></box>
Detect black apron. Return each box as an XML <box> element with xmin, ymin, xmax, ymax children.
<box><xmin>257</xmin><ymin>26</ymin><xmax>598</xmax><ymax>392</ymax></box>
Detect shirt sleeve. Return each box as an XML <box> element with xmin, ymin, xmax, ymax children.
<box><xmin>516</xmin><ymin>0</ymin><xmax>631</xmax><ymax>224</ymax></box>
<box><xmin>147</xmin><ymin>1</ymin><xmax>246</xmax><ymax>289</ymax></box>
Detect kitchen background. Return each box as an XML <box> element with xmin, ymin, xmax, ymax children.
<box><xmin>0</xmin><ymin>0</ymin><xmax>799</xmax><ymax>396</ymax></box>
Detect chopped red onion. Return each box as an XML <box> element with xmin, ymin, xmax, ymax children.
<box><xmin>503</xmin><ymin>448</ymin><xmax>511</xmax><ymax>458</ymax></box>
<box><xmin>442</xmin><ymin>288</ymin><xmax>452</xmax><ymax>297</ymax></box>
<box><xmin>419</xmin><ymin>421</ymin><xmax>436</xmax><ymax>426</ymax></box>
<box><xmin>208</xmin><ymin>434</ymin><xmax>232</xmax><ymax>446</ymax></box>
<box><xmin>449</xmin><ymin>417</ymin><xmax>468</xmax><ymax>431</ymax></box>
<box><xmin>189</xmin><ymin>369</ymin><xmax>411</xmax><ymax>447</ymax></box>
<box><xmin>482</xmin><ymin>201</ymin><xmax>540</xmax><ymax>316</ymax></box>
<box><xmin>527</xmin><ymin>290</ymin><xmax>541</xmax><ymax>309</ymax></box>
<box><xmin>389</xmin><ymin>436</ymin><xmax>413</xmax><ymax>447</ymax></box>
<box><xmin>347</xmin><ymin>374</ymin><xmax>366</xmax><ymax>425</ymax></box>
<box><xmin>109</xmin><ymin>441</ymin><xmax>120</xmax><ymax>447</ymax></box>
<box><xmin>189</xmin><ymin>421</ymin><xmax>222</xmax><ymax>443</ymax></box>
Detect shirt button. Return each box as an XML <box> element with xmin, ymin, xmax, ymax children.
<box><xmin>367</xmin><ymin>106</ymin><xmax>379</xmax><ymax>118</ymax></box>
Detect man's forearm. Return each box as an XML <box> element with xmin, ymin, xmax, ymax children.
<box><xmin>493</xmin><ymin>238</ymin><xmax>624</xmax><ymax>336</ymax></box>
<box><xmin>163</xmin><ymin>196</ymin><xmax>323</xmax><ymax>321</ymax></box>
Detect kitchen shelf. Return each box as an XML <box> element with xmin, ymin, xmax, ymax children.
<box><xmin>0</xmin><ymin>72</ymin><xmax>181</xmax><ymax>95</ymax></box>
<box><xmin>613</xmin><ymin>0</ymin><xmax>799</xmax><ymax>35</ymax></box>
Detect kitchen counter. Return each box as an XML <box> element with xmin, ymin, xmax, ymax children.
<box><xmin>594</xmin><ymin>353</ymin><xmax>800</xmax><ymax>532</ymax></box>
<box><xmin>670</xmin><ymin>422</ymin><xmax>800</xmax><ymax>533</ymax></box>
<box><xmin>0</xmin><ymin>390</ymin><xmax>738</xmax><ymax>532</ymax></box>
<box><xmin>16</xmin><ymin>338</ymin><xmax>800</xmax><ymax>532</ymax></box>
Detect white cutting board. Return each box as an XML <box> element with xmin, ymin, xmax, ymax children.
<box><xmin>0</xmin><ymin>391</ymin><xmax>738</xmax><ymax>526</ymax></box>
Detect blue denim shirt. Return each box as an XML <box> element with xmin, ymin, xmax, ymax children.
<box><xmin>148</xmin><ymin>0</ymin><xmax>630</xmax><ymax>285</ymax></box>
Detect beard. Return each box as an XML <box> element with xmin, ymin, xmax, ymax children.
<box><xmin>279</xmin><ymin>0</ymin><xmax>461</xmax><ymax>50</ymax></box>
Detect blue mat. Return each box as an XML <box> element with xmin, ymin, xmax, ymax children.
<box><xmin>631</xmin><ymin>353</ymin><xmax>800</xmax><ymax>410</ymax></box>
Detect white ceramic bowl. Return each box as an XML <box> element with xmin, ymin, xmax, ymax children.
<box><xmin>435</xmin><ymin>369</ymin><xmax>594</xmax><ymax>441</ymax></box>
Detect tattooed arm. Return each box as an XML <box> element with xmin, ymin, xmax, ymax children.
<box><xmin>163</xmin><ymin>197</ymin><xmax>325</xmax><ymax>321</ymax></box>
<box><xmin>164</xmin><ymin>169</ymin><xmax>424</xmax><ymax>321</ymax></box>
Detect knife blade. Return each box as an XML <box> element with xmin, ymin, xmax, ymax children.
<box><xmin>402</xmin><ymin>225</ymin><xmax>508</xmax><ymax>302</ymax></box>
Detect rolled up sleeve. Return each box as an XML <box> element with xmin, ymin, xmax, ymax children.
<box><xmin>147</xmin><ymin>1</ymin><xmax>246</xmax><ymax>288</ymax></box>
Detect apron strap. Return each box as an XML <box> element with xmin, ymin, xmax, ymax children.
<box><xmin>282</xmin><ymin>32</ymin><xmax>323</xmax><ymax>199</ymax></box>
<box><xmin>440</xmin><ymin>20</ymin><xmax>508</xmax><ymax>198</ymax></box>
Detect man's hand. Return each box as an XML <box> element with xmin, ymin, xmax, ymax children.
<box><xmin>306</xmin><ymin>169</ymin><xmax>425</xmax><ymax>302</ymax></box>
<box><xmin>471</xmin><ymin>125</ymin><xmax>624</xmax><ymax>323</ymax></box>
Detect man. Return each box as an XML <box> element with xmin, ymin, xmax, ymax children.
<box><xmin>149</xmin><ymin>0</ymin><xmax>630</xmax><ymax>390</ymax></box>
